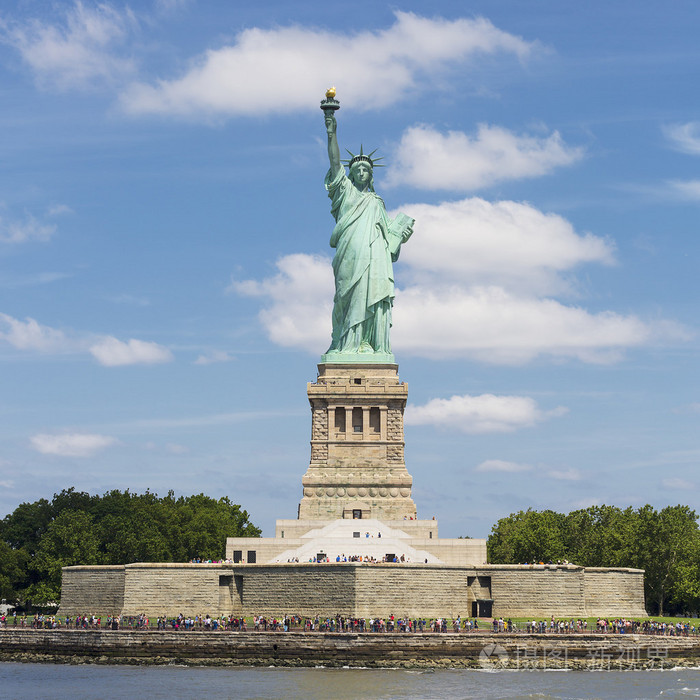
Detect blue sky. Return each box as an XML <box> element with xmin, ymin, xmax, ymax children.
<box><xmin>1</xmin><ymin>0</ymin><xmax>699</xmax><ymax>539</ymax></box>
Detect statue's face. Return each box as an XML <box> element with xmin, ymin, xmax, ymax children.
<box><xmin>350</xmin><ymin>162</ymin><xmax>372</xmax><ymax>188</ymax></box>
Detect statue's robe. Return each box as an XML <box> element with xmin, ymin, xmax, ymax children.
<box><xmin>325</xmin><ymin>168</ymin><xmax>401</xmax><ymax>353</ymax></box>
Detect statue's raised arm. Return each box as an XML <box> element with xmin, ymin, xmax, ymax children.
<box><xmin>320</xmin><ymin>90</ymin><xmax>414</xmax><ymax>364</ymax></box>
<box><xmin>325</xmin><ymin>111</ymin><xmax>342</xmax><ymax>179</ymax></box>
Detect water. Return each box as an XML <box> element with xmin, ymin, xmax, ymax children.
<box><xmin>2</xmin><ymin>664</ymin><xmax>700</xmax><ymax>699</ymax></box>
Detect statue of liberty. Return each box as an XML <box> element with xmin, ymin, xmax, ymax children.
<box><xmin>321</xmin><ymin>91</ymin><xmax>414</xmax><ymax>363</ymax></box>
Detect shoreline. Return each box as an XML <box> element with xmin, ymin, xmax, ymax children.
<box><xmin>2</xmin><ymin>630</ymin><xmax>700</xmax><ymax>670</ymax></box>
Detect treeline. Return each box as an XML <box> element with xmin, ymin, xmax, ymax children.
<box><xmin>0</xmin><ymin>488</ymin><xmax>261</xmax><ymax>608</ymax></box>
<box><xmin>488</xmin><ymin>504</ymin><xmax>700</xmax><ymax>616</ymax></box>
<box><xmin>4</xmin><ymin>493</ymin><xmax>698</xmax><ymax>616</ymax></box>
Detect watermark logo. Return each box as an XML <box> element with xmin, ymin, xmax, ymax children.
<box><xmin>479</xmin><ymin>643</ymin><xmax>509</xmax><ymax>669</ymax></box>
<box><xmin>479</xmin><ymin>643</ymin><xmax>668</xmax><ymax>671</ymax></box>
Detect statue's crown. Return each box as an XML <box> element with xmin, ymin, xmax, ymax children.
<box><xmin>342</xmin><ymin>145</ymin><xmax>385</xmax><ymax>169</ymax></box>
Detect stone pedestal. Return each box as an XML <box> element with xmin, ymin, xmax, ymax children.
<box><xmin>298</xmin><ymin>363</ymin><xmax>417</xmax><ymax>520</ymax></box>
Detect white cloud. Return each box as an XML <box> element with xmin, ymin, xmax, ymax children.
<box><xmin>233</xmin><ymin>254</ymin><xmax>333</xmax><ymax>353</ymax></box>
<box><xmin>2</xmin><ymin>1</ymin><xmax>137</xmax><ymax>90</ymax></box>
<box><xmin>89</xmin><ymin>336</ymin><xmax>173</xmax><ymax>366</ymax></box>
<box><xmin>0</xmin><ymin>272</ymin><xmax>70</xmax><ymax>288</ymax></box>
<box><xmin>663</xmin><ymin>122</ymin><xmax>700</xmax><ymax>155</ymax></box>
<box><xmin>667</xmin><ymin>180</ymin><xmax>700</xmax><ymax>200</ymax></box>
<box><xmin>47</xmin><ymin>204</ymin><xmax>73</xmax><ymax>216</ymax></box>
<box><xmin>388</xmin><ymin>124</ymin><xmax>583</xmax><ymax>191</ymax></box>
<box><xmin>234</xmin><ymin>195</ymin><xmax>688</xmax><ymax>364</ymax></box>
<box><xmin>398</xmin><ymin>197</ymin><xmax>614</xmax><ymax>294</ymax></box>
<box><xmin>661</xmin><ymin>477</ymin><xmax>696</xmax><ymax>490</ymax></box>
<box><xmin>546</xmin><ymin>468</ymin><xmax>581</xmax><ymax>481</ymax></box>
<box><xmin>234</xmin><ymin>249</ymin><xmax>682</xmax><ymax>364</ymax></box>
<box><xmin>393</xmin><ymin>285</ymin><xmax>655</xmax><ymax>363</ymax></box>
<box><xmin>0</xmin><ymin>212</ymin><xmax>56</xmax><ymax>243</ymax></box>
<box><xmin>120</xmin><ymin>12</ymin><xmax>535</xmax><ymax>117</ymax></box>
<box><xmin>30</xmin><ymin>432</ymin><xmax>118</xmax><ymax>457</ymax></box>
<box><xmin>0</xmin><ymin>313</ymin><xmax>70</xmax><ymax>351</ymax></box>
<box><xmin>406</xmin><ymin>394</ymin><xmax>567</xmax><ymax>433</ymax></box>
<box><xmin>194</xmin><ymin>350</ymin><xmax>234</xmax><ymax>365</ymax></box>
<box><xmin>0</xmin><ymin>312</ymin><xmax>176</xmax><ymax>367</ymax></box>
<box><xmin>622</xmin><ymin>180</ymin><xmax>700</xmax><ymax>204</ymax></box>
<box><xmin>475</xmin><ymin>459</ymin><xmax>531</xmax><ymax>473</ymax></box>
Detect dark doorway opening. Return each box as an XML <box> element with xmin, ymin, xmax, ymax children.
<box><xmin>474</xmin><ymin>599</ymin><xmax>493</xmax><ymax>617</ymax></box>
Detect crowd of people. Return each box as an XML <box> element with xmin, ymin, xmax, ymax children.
<box><xmin>188</xmin><ymin>558</ymin><xmax>232</xmax><ymax>564</ymax></box>
<box><xmin>518</xmin><ymin>617</ymin><xmax>699</xmax><ymax>636</ymax></box>
<box><xmin>1</xmin><ymin>613</ymin><xmax>698</xmax><ymax>636</ymax></box>
<box><xmin>0</xmin><ymin>613</ymin><xmax>479</xmax><ymax>633</ymax></box>
<box><xmin>290</xmin><ymin>554</ymin><xmax>416</xmax><ymax>564</ymax></box>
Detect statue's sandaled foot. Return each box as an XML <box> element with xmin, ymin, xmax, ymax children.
<box><xmin>358</xmin><ymin>342</ymin><xmax>374</xmax><ymax>353</ymax></box>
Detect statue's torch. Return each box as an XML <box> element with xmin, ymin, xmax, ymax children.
<box><xmin>320</xmin><ymin>87</ymin><xmax>340</xmax><ymax>114</ymax></box>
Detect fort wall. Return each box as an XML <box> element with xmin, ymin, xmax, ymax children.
<box><xmin>583</xmin><ymin>568</ymin><xmax>647</xmax><ymax>617</ymax></box>
<box><xmin>60</xmin><ymin>563</ymin><xmax>646</xmax><ymax>618</ymax></box>
<box><xmin>60</xmin><ymin>566</ymin><xmax>125</xmax><ymax>615</ymax></box>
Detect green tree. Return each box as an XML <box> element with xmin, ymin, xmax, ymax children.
<box><xmin>0</xmin><ymin>498</ymin><xmax>53</xmax><ymax>554</ymax></box>
<box><xmin>488</xmin><ymin>503</ymin><xmax>700</xmax><ymax>615</ymax></box>
<box><xmin>170</xmin><ymin>494</ymin><xmax>261</xmax><ymax>561</ymax></box>
<box><xmin>0</xmin><ymin>540</ymin><xmax>30</xmax><ymax>602</ymax></box>
<box><xmin>488</xmin><ymin>509</ymin><xmax>566</xmax><ymax>564</ymax></box>
<box><xmin>0</xmin><ymin>488</ymin><xmax>261</xmax><ymax>607</ymax></box>
<box><xmin>27</xmin><ymin>510</ymin><xmax>101</xmax><ymax>605</ymax></box>
<box><xmin>563</xmin><ymin>505</ymin><xmax>636</xmax><ymax>567</ymax></box>
<box><xmin>629</xmin><ymin>504</ymin><xmax>698</xmax><ymax>615</ymax></box>
<box><xmin>670</xmin><ymin>534</ymin><xmax>700</xmax><ymax>614</ymax></box>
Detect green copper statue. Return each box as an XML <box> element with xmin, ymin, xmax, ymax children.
<box><xmin>321</xmin><ymin>91</ymin><xmax>414</xmax><ymax>364</ymax></box>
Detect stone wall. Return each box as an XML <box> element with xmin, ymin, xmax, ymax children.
<box><xmin>386</xmin><ymin>405</ymin><xmax>404</xmax><ymax>462</ymax></box>
<box><xmin>60</xmin><ymin>565</ymin><xmax>234</xmax><ymax>617</ymax></box>
<box><xmin>354</xmin><ymin>566</ymin><xmax>471</xmax><ymax>617</ymax></box>
<box><xmin>61</xmin><ymin>562</ymin><xmax>646</xmax><ymax>619</ymax></box>
<box><xmin>310</xmin><ymin>402</ymin><xmax>329</xmax><ymax>462</ymax></box>
<box><xmin>236</xmin><ymin>566</ymin><xmax>356</xmax><ymax>616</ymax></box>
<box><xmin>2</xmin><ymin>629</ymin><xmax>699</xmax><ymax>669</ymax></box>
<box><xmin>487</xmin><ymin>565</ymin><xmax>647</xmax><ymax>618</ymax></box>
<box><xmin>225</xmin><ymin>538</ymin><xmax>291</xmax><ymax>564</ymax></box>
<box><xmin>583</xmin><ymin>568</ymin><xmax>647</xmax><ymax>617</ymax></box>
<box><xmin>419</xmin><ymin>538</ymin><xmax>487</xmax><ymax>566</ymax></box>
<box><xmin>490</xmin><ymin>566</ymin><xmax>586</xmax><ymax>617</ymax></box>
<box><xmin>60</xmin><ymin>566</ymin><xmax>125</xmax><ymax>615</ymax></box>
<box><xmin>121</xmin><ymin>564</ymin><xmax>232</xmax><ymax>616</ymax></box>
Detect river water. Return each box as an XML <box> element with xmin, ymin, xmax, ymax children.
<box><xmin>2</xmin><ymin>664</ymin><xmax>700</xmax><ymax>699</ymax></box>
